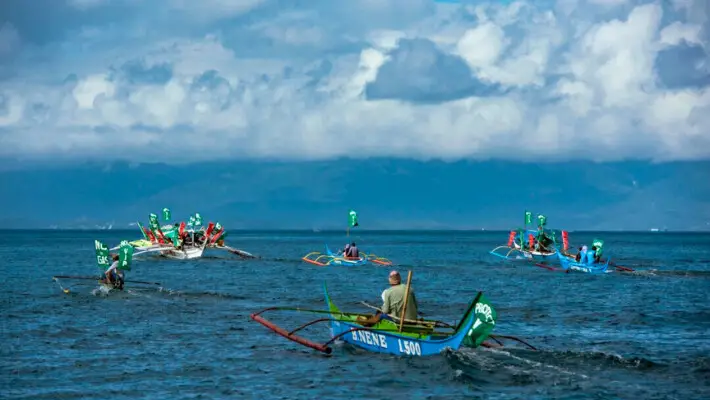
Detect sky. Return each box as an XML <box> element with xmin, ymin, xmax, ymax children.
<box><xmin>0</xmin><ymin>0</ymin><xmax>709</xmax><ymax>165</ymax></box>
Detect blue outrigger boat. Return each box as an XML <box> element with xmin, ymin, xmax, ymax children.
<box><xmin>250</xmin><ymin>273</ymin><xmax>536</xmax><ymax>356</ymax></box>
<box><xmin>489</xmin><ymin>211</ymin><xmax>570</xmax><ymax>261</ymax></box>
<box><xmin>302</xmin><ymin>244</ymin><xmax>392</xmax><ymax>267</ymax></box>
<box><xmin>556</xmin><ymin>251</ymin><xmax>610</xmax><ymax>274</ymax></box>
<box><xmin>537</xmin><ymin>239</ymin><xmax>634</xmax><ymax>274</ymax></box>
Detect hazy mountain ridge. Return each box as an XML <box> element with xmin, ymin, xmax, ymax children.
<box><xmin>0</xmin><ymin>159</ymin><xmax>708</xmax><ymax>230</ymax></box>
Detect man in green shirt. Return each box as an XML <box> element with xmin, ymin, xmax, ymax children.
<box><xmin>381</xmin><ymin>270</ymin><xmax>419</xmax><ymax>320</ymax></box>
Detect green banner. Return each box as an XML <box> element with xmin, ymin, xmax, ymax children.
<box><xmin>537</xmin><ymin>214</ymin><xmax>547</xmax><ymax>227</ymax></box>
<box><xmin>524</xmin><ymin>211</ymin><xmax>532</xmax><ymax>225</ymax></box>
<box><xmin>593</xmin><ymin>238</ymin><xmax>604</xmax><ymax>256</ymax></box>
<box><xmin>194</xmin><ymin>213</ymin><xmax>203</xmax><ymax>226</ymax></box>
<box><xmin>95</xmin><ymin>240</ymin><xmax>110</xmax><ymax>271</ymax></box>
<box><xmin>463</xmin><ymin>293</ymin><xmax>497</xmax><ymax>348</ymax></box>
<box><xmin>117</xmin><ymin>240</ymin><xmax>134</xmax><ymax>271</ymax></box>
<box><xmin>348</xmin><ymin>209</ymin><xmax>359</xmax><ymax>227</ymax></box>
<box><xmin>188</xmin><ymin>216</ymin><xmax>196</xmax><ymax>228</ymax></box>
<box><xmin>162</xmin><ymin>208</ymin><xmax>171</xmax><ymax>221</ymax></box>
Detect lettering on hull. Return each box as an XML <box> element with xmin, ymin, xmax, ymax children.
<box><xmin>397</xmin><ymin>339</ymin><xmax>422</xmax><ymax>356</ymax></box>
<box><xmin>350</xmin><ymin>330</ymin><xmax>388</xmax><ymax>349</ymax></box>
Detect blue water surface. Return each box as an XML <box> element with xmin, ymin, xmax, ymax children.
<box><xmin>2</xmin><ymin>230</ymin><xmax>709</xmax><ymax>399</ymax></box>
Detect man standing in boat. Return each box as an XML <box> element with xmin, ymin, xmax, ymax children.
<box><xmin>381</xmin><ymin>270</ymin><xmax>418</xmax><ymax>320</ymax></box>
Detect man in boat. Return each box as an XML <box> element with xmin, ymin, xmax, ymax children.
<box><xmin>345</xmin><ymin>242</ymin><xmax>359</xmax><ymax>258</ymax></box>
<box><xmin>103</xmin><ymin>254</ymin><xmax>125</xmax><ymax>290</ymax></box>
<box><xmin>575</xmin><ymin>246</ymin><xmax>583</xmax><ymax>262</ymax></box>
<box><xmin>381</xmin><ymin>270</ymin><xmax>418</xmax><ymax>321</ymax></box>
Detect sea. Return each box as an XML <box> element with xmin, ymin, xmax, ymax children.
<box><xmin>2</xmin><ymin>230</ymin><xmax>709</xmax><ymax>399</ymax></box>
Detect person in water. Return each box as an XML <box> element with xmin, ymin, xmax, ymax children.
<box><xmin>381</xmin><ymin>270</ymin><xmax>419</xmax><ymax>320</ymax></box>
<box><xmin>103</xmin><ymin>254</ymin><xmax>125</xmax><ymax>289</ymax></box>
<box><xmin>345</xmin><ymin>242</ymin><xmax>359</xmax><ymax>258</ymax></box>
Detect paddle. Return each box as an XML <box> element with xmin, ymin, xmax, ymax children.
<box><xmin>52</xmin><ymin>276</ymin><xmax>161</xmax><ymax>286</ymax></box>
<box><xmin>398</xmin><ymin>270</ymin><xmax>413</xmax><ymax>333</ymax></box>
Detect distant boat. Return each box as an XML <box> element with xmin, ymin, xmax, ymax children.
<box><xmin>650</xmin><ymin>228</ymin><xmax>659</xmax><ymax>232</ymax></box>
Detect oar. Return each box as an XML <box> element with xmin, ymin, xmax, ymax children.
<box><xmin>613</xmin><ymin>264</ymin><xmax>634</xmax><ymax>272</ymax></box>
<box><xmin>398</xmin><ymin>270</ymin><xmax>413</xmax><ymax>333</ymax></box>
<box><xmin>52</xmin><ymin>276</ymin><xmax>161</xmax><ymax>286</ymax></box>
<box><xmin>52</xmin><ymin>275</ymin><xmax>100</xmax><ymax>281</ymax></box>
<box><xmin>126</xmin><ymin>279</ymin><xmax>162</xmax><ymax>286</ymax></box>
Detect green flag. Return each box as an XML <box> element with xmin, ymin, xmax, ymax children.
<box><xmin>188</xmin><ymin>216</ymin><xmax>196</xmax><ymax>228</ymax></box>
<box><xmin>162</xmin><ymin>208</ymin><xmax>171</xmax><ymax>221</ymax></box>
<box><xmin>348</xmin><ymin>210</ymin><xmax>359</xmax><ymax>227</ymax></box>
<box><xmin>537</xmin><ymin>214</ymin><xmax>547</xmax><ymax>227</ymax></box>
<box><xmin>463</xmin><ymin>293</ymin><xmax>497</xmax><ymax>348</ymax></box>
<box><xmin>95</xmin><ymin>240</ymin><xmax>110</xmax><ymax>272</ymax></box>
<box><xmin>149</xmin><ymin>213</ymin><xmax>160</xmax><ymax>231</ymax></box>
<box><xmin>593</xmin><ymin>238</ymin><xmax>604</xmax><ymax>256</ymax></box>
<box><xmin>118</xmin><ymin>240</ymin><xmax>134</xmax><ymax>271</ymax></box>
<box><xmin>524</xmin><ymin>211</ymin><xmax>532</xmax><ymax>225</ymax></box>
<box><xmin>194</xmin><ymin>213</ymin><xmax>203</xmax><ymax>226</ymax></box>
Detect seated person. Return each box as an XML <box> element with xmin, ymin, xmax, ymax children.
<box><xmin>381</xmin><ymin>270</ymin><xmax>418</xmax><ymax>321</ymax></box>
<box><xmin>345</xmin><ymin>242</ymin><xmax>359</xmax><ymax>258</ymax></box>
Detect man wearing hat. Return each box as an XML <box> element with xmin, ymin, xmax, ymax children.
<box><xmin>381</xmin><ymin>270</ymin><xmax>419</xmax><ymax>320</ymax></box>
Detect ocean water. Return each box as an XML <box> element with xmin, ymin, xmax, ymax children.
<box><xmin>2</xmin><ymin>230</ymin><xmax>709</xmax><ymax>399</ymax></box>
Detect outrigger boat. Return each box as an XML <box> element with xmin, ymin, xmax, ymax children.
<box><xmin>490</xmin><ymin>211</ymin><xmax>570</xmax><ymax>261</ymax></box>
<box><xmin>126</xmin><ymin>208</ymin><xmax>256</xmax><ymax>260</ymax></box>
<box><xmin>251</xmin><ymin>271</ymin><xmax>536</xmax><ymax>356</ymax></box>
<box><xmin>302</xmin><ymin>209</ymin><xmax>393</xmax><ymax>267</ymax></box>
<box><xmin>535</xmin><ymin>239</ymin><xmax>634</xmax><ymax>274</ymax></box>
<box><xmin>52</xmin><ymin>239</ymin><xmax>161</xmax><ymax>295</ymax></box>
<box><xmin>302</xmin><ymin>244</ymin><xmax>393</xmax><ymax>267</ymax></box>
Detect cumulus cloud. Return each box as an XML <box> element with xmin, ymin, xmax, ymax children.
<box><xmin>0</xmin><ymin>0</ymin><xmax>709</xmax><ymax>162</ymax></box>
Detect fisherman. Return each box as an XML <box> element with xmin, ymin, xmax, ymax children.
<box><xmin>381</xmin><ymin>270</ymin><xmax>419</xmax><ymax>321</ymax></box>
<box><xmin>103</xmin><ymin>254</ymin><xmax>125</xmax><ymax>290</ymax></box>
<box><xmin>590</xmin><ymin>246</ymin><xmax>600</xmax><ymax>263</ymax></box>
<box><xmin>341</xmin><ymin>243</ymin><xmax>351</xmax><ymax>257</ymax></box>
<box><xmin>575</xmin><ymin>246</ymin><xmax>583</xmax><ymax>262</ymax></box>
<box><xmin>346</xmin><ymin>242</ymin><xmax>359</xmax><ymax>258</ymax></box>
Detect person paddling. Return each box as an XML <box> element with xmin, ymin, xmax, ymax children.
<box><xmin>381</xmin><ymin>270</ymin><xmax>418</xmax><ymax>320</ymax></box>
<box><xmin>103</xmin><ymin>254</ymin><xmax>125</xmax><ymax>290</ymax></box>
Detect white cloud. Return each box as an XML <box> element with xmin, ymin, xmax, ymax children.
<box><xmin>659</xmin><ymin>21</ymin><xmax>703</xmax><ymax>47</ymax></box>
<box><xmin>0</xmin><ymin>0</ymin><xmax>709</xmax><ymax>163</ymax></box>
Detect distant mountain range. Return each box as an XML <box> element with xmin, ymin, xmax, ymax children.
<box><xmin>0</xmin><ymin>158</ymin><xmax>708</xmax><ymax>230</ymax></box>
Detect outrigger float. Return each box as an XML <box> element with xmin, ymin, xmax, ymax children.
<box><xmin>52</xmin><ymin>239</ymin><xmax>161</xmax><ymax>295</ymax></box>
<box><xmin>250</xmin><ymin>271</ymin><xmax>536</xmax><ymax>356</ymax></box>
<box><xmin>302</xmin><ymin>209</ymin><xmax>393</xmax><ymax>267</ymax></box>
<box><xmin>490</xmin><ymin>211</ymin><xmax>571</xmax><ymax>261</ymax></box>
<box><xmin>125</xmin><ymin>208</ymin><xmax>256</xmax><ymax>260</ymax></box>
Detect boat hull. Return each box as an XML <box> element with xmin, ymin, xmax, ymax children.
<box><xmin>329</xmin><ymin>319</ymin><xmax>455</xmax><ymax>356</ymax></box>
<box><xmin>324</xmin><ymin>287</ymin><xmax>482</xmax><ymax>356</ymax></box>
<box><xmin>557</xmin><ymin>252</ymin><xmax>610</xmax><ymax>274</ymax></box>
<box><xmin>161</xmin><ymin>246</ymin><xmax>204</xmax><ymax>260</ymax></box>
